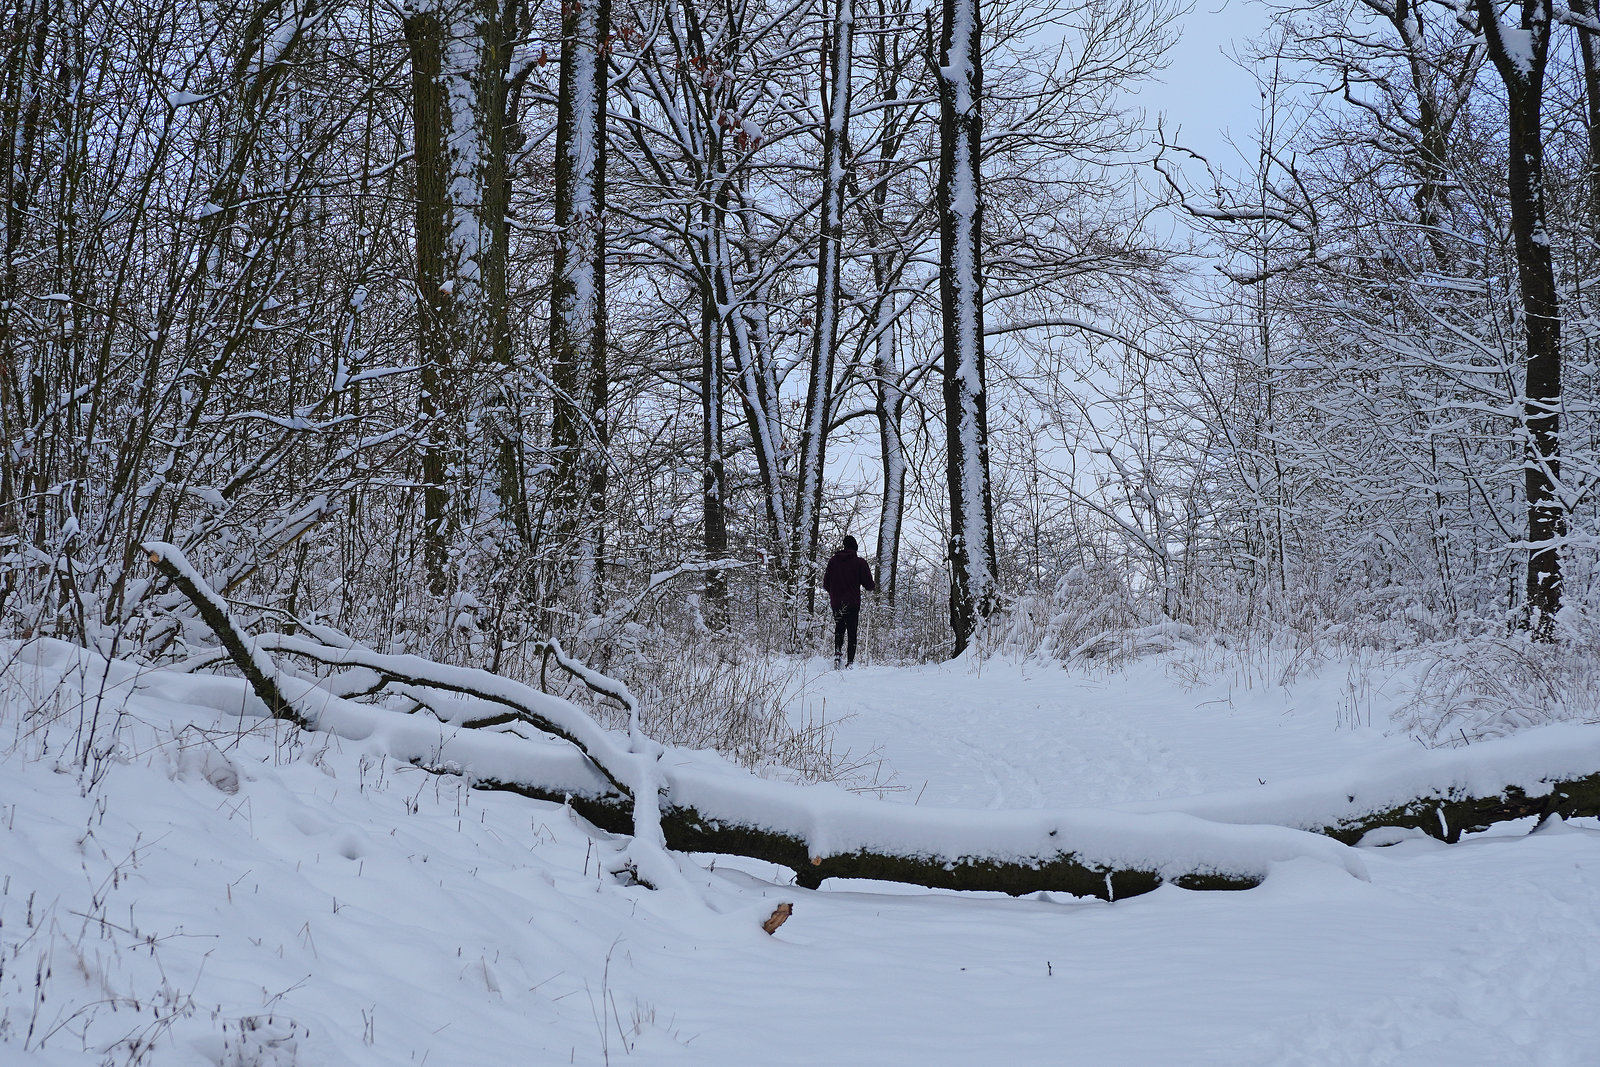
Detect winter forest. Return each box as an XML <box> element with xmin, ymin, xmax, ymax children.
<box><xmin>9</xmin><ymin>0</ymin><xmax>1600</xmax><ymax>1062</ymax></box>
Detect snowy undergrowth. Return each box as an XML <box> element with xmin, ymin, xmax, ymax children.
<box><xmin>980</xmin><ymin>579</ymin><xmax>1600</xmax><ymax>749</ymax></box>
<box><xmin>1401</xmin><ymin>632</ymin><xmax>1600</xmax><ymax>744</ymax></box>
<box><xmin>497</xmin><ymin>625</ymin><xmax>851</xmax><ymax>786</ymax></box>
<box><xmin>0</xmin><ymin>642</ymin><xmax>755</xmax><ymax>1066</ymax></box>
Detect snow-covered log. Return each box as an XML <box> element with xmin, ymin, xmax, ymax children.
<box><xmin>147</xmin><ymin>542</ymin><xmax>1368</xmax><ymax>900</ymax></box>
<box><xmin>148</xmin><ymin>544</ymin><xmax>1600</xmax><ymax>901</ymax></box>
<box><xmin>1122</xmin><ymin>722</ymin><xmax>1600</xmax><ymax>845</ymax></box>
<box><xmin>474</xmin><ymin>759</ymin><xmax>1368</xmax><ymax>899</ymax></box>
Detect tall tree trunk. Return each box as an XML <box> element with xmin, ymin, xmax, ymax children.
<box><xmin>792</xmin><ymin>0</ymin><xmax>854</xmax><ymax>615</ymax></box>
<box><xmin>864</xmin><ymin>0</ymin><xmax>911</xmax><ymax>608</ymax></box>
<box><xmin>700</xmin><ymin>239</ymin><xmax>729</xmax><ymax>627</ymax></box>
<box><xmin>1475</xmin><ymin>0</ymin><xmax>1563</xmax><ymax>637</ymax></box>
<box><xmin>1573</xmin><ymin>0</ymin><xmax>1600</xmax><ymax>226</ymax></box>
<box><xmin>404</xmin><ymin>0</ymin><xmax>513</xmax><ymax>596</ymax></box>
<box><xmin>936</xmin><ymin>0</ymin><xmax>996</xmax><ymax>656</ymax></box>
<box><xmin>550</xmin><ymin>0</ymin><xmax>610</xmax><ymax>613</ymax></box>
<box><xmin>711</xmin><ymin>180</ymin><xmax>785</xmax><ymax>559</ymax></box>
<box><xmin>872</xmin><ymin>291</ymin><xmax>906</xmax><ymax>605</ymax></box>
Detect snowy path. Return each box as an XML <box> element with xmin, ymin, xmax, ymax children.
<box><xmin>680</xmin><ymin>826</ymin><xmax>1600</xmax><ymax>1065</ymax></box>
<box><xmin>806</xmin><ymin>655</ymin><xmax>1410</xmax><ymax>808</ymax></box>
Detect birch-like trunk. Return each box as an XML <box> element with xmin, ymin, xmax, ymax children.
<box><xmin>792</xmin><ymin>0</ymin><xmax>854</xmax><ymax>614</ymax></box>
<box><xmin>404</xmin><ymin>0</ymin><xmax>512</xmax><ymax>595</ymax></box>
<box><xmin>936</xmin><ymin>0</ymin><xmax>996</xmax><ymax>656</ymax></box>
<box><xmin>864</xmin><ymin>0</ymin><xmax>911</xmax><ymax>607</ymax></box>
<box><xmin>1475</xmin><ymin>0</ymin><xmax>1563</xmax><ymax>637</ymax></box>
<box><xmin>550</xmin><ymin>0</ymin><xmax>610</xmax><ymax>613</ymax></box>
<box><xmin>872</xmin><ymin>294</ymin><xmax>906</xmax><ymax>604</ymax></box>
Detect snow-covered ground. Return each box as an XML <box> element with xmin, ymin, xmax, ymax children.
<box><xmin>807</xmin><ymin>653</ymin><xmax>1409</xmax><ymax>807</ymax></box>
<box><xmin>4</xmin><ymin>639</ymin><xmax>1600</xmax><ymax>1065</ymax></box>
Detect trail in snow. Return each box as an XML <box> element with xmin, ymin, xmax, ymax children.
<box><xmin>805</xmin><ymin>653</ymin><xmax>1410</xmax><ymax>808</ymax></box>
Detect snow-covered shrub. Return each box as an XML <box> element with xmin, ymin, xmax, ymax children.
<box><xmin>983</xmin><ymin>564</ymin><xmax>1150</xmax><ymax>664</ymax></box>
<box><xmin>1070</xmin><ymin>620</ymin><xmax>1203</xmax><ymax>666</ymax></box>
<box><xmin>1402</xmin><ymin>633</ymin><xmax>1600</xmax><ymax>743</ymax></box>
<box><xmin>501</xmin><ymin>604</ymin><xmax>851</xmax><ymax>783</ymax></box>
<box><xmin>608</xmin><ymin>637</ymin><xmax>842</xmax><ymax>783</ymax></box>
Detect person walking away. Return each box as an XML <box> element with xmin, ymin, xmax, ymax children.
<box><xmin>822</xmin><ymin>535</ymin><xmax>876</xmax><ymax>668</ymax></box>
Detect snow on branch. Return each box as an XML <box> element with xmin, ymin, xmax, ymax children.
<box><xmin>574</xmin><ymin>558</ymin><xmax>749</xmax><ymax>647</ymax></box>
<box><xmin>144</xmin><ymin>542</ymin><xmax>313</xmax><ymax>730</ymax></box>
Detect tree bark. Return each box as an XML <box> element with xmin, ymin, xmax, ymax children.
<box><xmin>403</xmin><ymin>0</ymin><xmax>514</xmax><ymax>596</ymax></box>
<box><xmin>550</xmin><ymin>0</ymin><xmax>611</xmax><ymax>612</ymax></box>
<box><xmin>700</xmin><ymin>250</ymin><xmax>729</xmax><ymax>627</ymax></box>
<box><xmin>1475</xmin><ymin>0</ymin><xmax>1563</xmax><ymax>637</ymax></box>
<box><xmin>936</xmin><ymin>0</ymin><xmax>997</xmax><ymax>656</ymax></box>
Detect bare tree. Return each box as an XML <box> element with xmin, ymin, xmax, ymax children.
<box><xmin>1469</xmin><ymin>0</ymin><xmax>1563</xmax><ymax>634</ymax></box>
<box><xmin>550</xmin><ymin>0</ymin><xmax>612</xmax><ymax>611</ymax></box>
<box><xmin>936</xmin><ymin>0</ymin><xmax>996</xmax><ymax>655</ymax></box>
<box><xmin>791</xmin><ymin>0</ymin><xmax>855</xmax><ymax>614</ymax></box>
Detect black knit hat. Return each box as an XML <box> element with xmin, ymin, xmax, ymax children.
<box><xmin>841</xmin><ymin>535</ymin><xmax>857</xmax><ymax>551</ymax></box>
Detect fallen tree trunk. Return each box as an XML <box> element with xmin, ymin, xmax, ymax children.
<box><xmin>1318</xmin><ymin>777</ymin><xmax>1600</xmax><ymax>845</ymax></box>
<box><xmin>144</xmin><ymin>543</ymin><xmax>1600</xmax><ymax>901</ymax></box>
<box><xmin>1122</xmin><ymin>725</ymin><xmax>1600</xmax><ymax>846</ymax></box>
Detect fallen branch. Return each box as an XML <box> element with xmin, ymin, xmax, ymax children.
<box><xmin>143</xmin><ymin>542</ymin><xmax>703</xmax><ymax>897</ymax></box>
<box><xmin>144</xmin><ymin>543</ymin><xmax>312</xmax><ymax>729</ymax></box>
<box><xmin>145</xmin><ymin>543</ymin><xmax>1600</xmax><ymax>902</ymax></box>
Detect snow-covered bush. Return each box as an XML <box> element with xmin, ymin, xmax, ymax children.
<box><xmin>983</xmin><ymin>564</ymin><xmax>1147</xmax><ymax>664</ymax></box>
<box><xmin>488</xmin><ymin>596</ymin><xmax>851</xmax><ymax>784</ymax></box>
<box><xmin>599</xmin><ymin>633</ymin><xmax>841</xmax><ymax>783</ymax></box>
<box><xmin>1402</xmin><ymin>633</ymin><xmax>1600</xmax><ymax>744</ymax></box>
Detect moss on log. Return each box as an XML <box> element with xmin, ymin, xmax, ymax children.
<box><xmin>464</xmin><ymin>770</ymin><xmax>1248</xmax><ymax>900</ymax></box>
<box><xmin>1316</xmin><ymin>771</ymin><xmax>1600</xmax><ymax>845</ymax></box>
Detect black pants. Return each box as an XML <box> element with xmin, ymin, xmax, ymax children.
<box><xmin>832</xmin><ymin>603</ymin><xmax>860</xmax><ymax>663</ymax></box>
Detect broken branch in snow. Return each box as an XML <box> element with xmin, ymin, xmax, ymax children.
<box><xmin>147</xmin><ymin>541</ymin><xmax>699</xmax><ymax>897</ymax></box>
<box><xmin>144</xmin><ymin>542</ymin><xmax>312</xmax><ymax>730</ymax></box>
<box><xmin>761</xmin><ymin>902</ymin><xmax>793</xmax><ymax>934</ymax></box>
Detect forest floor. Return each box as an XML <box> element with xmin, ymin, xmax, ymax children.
<box><xmin>3</xmin><ymin>638</ymin><xmax>1599</xmax><ymax>1065</ymax></box>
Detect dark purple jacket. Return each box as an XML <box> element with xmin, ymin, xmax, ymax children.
<box><xmin>822</xmin><ymin>549</ymin><xmax>876</xmax><ymax>610</ymax></box>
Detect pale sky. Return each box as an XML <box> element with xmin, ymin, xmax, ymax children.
<box><xmin>1148</xmin><ymin>0</ymin><xmax>1276</xmax><ymax>169</ymax></box>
